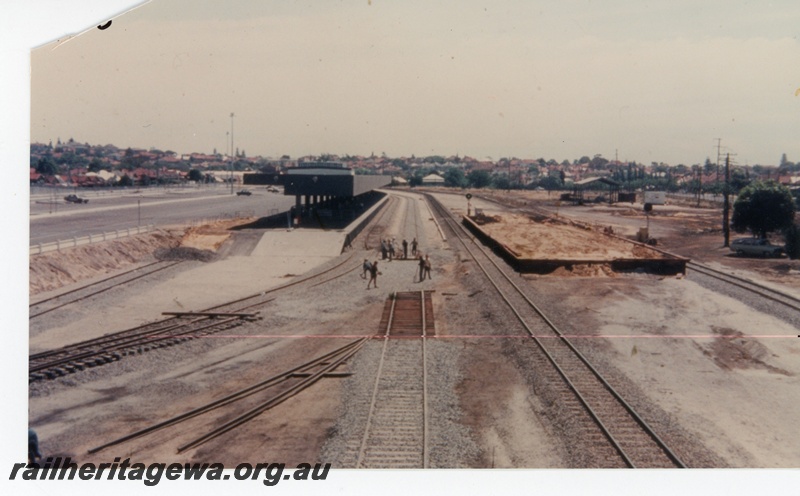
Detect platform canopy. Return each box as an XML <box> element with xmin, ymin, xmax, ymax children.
<box><xmin>571</xmin><ymin>176</ymin><xmax>622</xmax><ymax>203</ymax></box>
<box><xmin>573</xmin><ymin>176</ymin><xmax>621</xmax><ymax>188</ymax></box>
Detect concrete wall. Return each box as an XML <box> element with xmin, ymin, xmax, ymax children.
<box><xmin>353</xmin><ymin>175</ymin><xmax>393</xmax><ymax>196</ymax></box>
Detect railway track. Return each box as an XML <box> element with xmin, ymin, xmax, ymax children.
<box><xmin>355</xmin><ymin>291</ymin><xmax>431</xmax><ymax>468</ymax></box>
<box><xmin>29</xmin><ymin>199</ymin><xmax>397</xmax><ymax>383</ymax></box>
<box><xmin>363</xmin><ymin>196</ymin><xmax>397</xmax><ymax>251</ymax></box>
<box><xmin>29</xmin><ymin>261</ymin><xmax>183</xmax><ymax>319</ymax></box>
<box><xmin>471</xmin><ymin>191</ymin><xmax>799</xmax><ymax>316</ymax></box>
<box><xmin>425</xmin><ymin>193</ymin><xmax>686</xmax><ymax>468</ymax></box>
<box><xmin>687</xmin><ymin>261</ymin><xmax>800</xmax><ymax>313</ymax></box>
<box><xmin>88</xmin><ymin>337</ymin><xmax>368</xmax><ymax>455</ymax></box>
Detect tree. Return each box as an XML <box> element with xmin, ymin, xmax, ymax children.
<box><xmin>443</xmin><ymin>167</ymin><xmax>467</xmax><ymax>188</ymax></box>
<box><xmin>731</xmin><ymin>181</ymin><xmax>796</xmax><ymax>238</ymax></box>
<box><xmin>493</xmin><ymin>175</ymin><xmax>511</xmax><ymax>190</ymax></box>
<box><xmin>467</xmin><ymin>169</ymin><xmax>492</xmax><ymax>189</ymax></box>
<box><xmin>188</xmin><ymin>169</ymin><xmax>204</xmax><ymax>182</ymax></box>
<box><xmin>36</xmin><ymin>157</ymin><xmax>58</xmax><ymax>176</ymax></box>
<box><xmin>784</xmin><ymin>224</ymin><xmax>800</xmax><ymax>259</ymax></box>
<box><xmin>118</xmin><ymin>174</ymin><xmax>134</xmax><ymax>187</ymax></box>
<box><xmin>589</xmin><ymin>154</ymin><xmax>609</xmax><ymax>169</ymax></box>
<box><xmin>88</xmin><ymin>158</ymin><xmax>104</xmax><ymax>173</ymax></box>
<box><xmin>537</xmin><ymin>175</ymin><xmax>563</xmax><ymax>192</ymax></box>
<box><xmin>729</xmin><ymin>168</ymin><xmax>750</xmax><ymax>193</ymax></box>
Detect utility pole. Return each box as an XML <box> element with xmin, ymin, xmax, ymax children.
<box><xmin>715</xmin><ymin>138</ymin><xmax>722</xmax><ymax>186</ymax></box>
<box><xmin>723</xmin><ymin>153</ymin><xmax>731</xmax><ymax>247</ymax></box>
<box><xmin>695</xmin><ymin>169</ymin><xmax>701</xmax><ymax>207</ymax></box>
<box><xmin>230</xmin><ymin>112</ymin><xmax>235</xmax><ymax>195</ymax></box>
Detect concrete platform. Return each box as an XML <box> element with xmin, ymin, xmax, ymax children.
<box><xmin>461</xmin><ymin>214</ymin><xmax>689</xmax><ymax>275</ymax></box>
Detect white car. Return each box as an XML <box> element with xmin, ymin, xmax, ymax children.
<box><xmin>730</xmin><ymin>238</ymin><xmax>784</xmax><ymax>258</ymax></box>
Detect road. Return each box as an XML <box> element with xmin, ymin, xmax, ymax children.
<box><xmin>30</xmin><ymin>185</ymin><xmax>295</xmax><ymax>245</ymax></box>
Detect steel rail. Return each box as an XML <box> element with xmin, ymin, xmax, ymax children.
<box><xmin>426</xmin><ymin>193</ymin><xmax>686</xmax><ymax>468</ymax></box>
<box><xmin>30</xmin><ymin>251</ymin><xmax>359</xmax><ymax>379</ymax></box>
<box><xmin>30</xmin><ymin>251</ymin><xmax>360</xmax><ymax>373</ymax></box>
<box><xmin>30</xmin><ymin>321</ymin><xmax>186</xmax><ymax>361</ymax></box>
<box><xmin>30</xmin><ymin>260</ymin><xmax>169</xmax><ymax>308</ymax></box>
<box><xmin>687</xmin><ymin>262</ymin><xmax>800</xmax><ymax>312</ymax></box>
<box><xmin>31</xmin><ymin>197</ymin><xmax>395</xmax><ymax>380</ymax></box>
<box><xmin>88</xmin><ymin>338</ymin><xmax>366</xmax><ymax>454</ymax></box>
<box><xmin>30</xmin><ymin>317</ymin><xmax>241</xmax><ymax>374</ymax></box>
<box><xmin>30</xmin><ymin>262</ymin><xmax>182</xmax><ymax>319</ymax></box>
<box><xmin>421</xmin><ymin>290</ymin><xmax>430</xmax><ymax>469</ymax></box>
<box><xmin>363</xmin><ymin>196</ymin><xmax>397</xmax><ymax>250</ymax></box>
<box><xmin>428</xmin><ymin>197</ymin><xmax>634</xmax><ymax>466</ymax></box>
<box><xmin>356</xmin><ymin>293</ymin><xmax>396</xmax><ymax>467</ymax></box>
<box><xmin>177</xmin><ymin>338</ymin><xmax>368</xmax><ymax>453</ymax></box>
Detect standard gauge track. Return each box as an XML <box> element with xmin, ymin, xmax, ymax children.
<box><xmin>687</xmin><ymin>261</ymin><xmax>800</xmax><ymax>313</ymax></box>
<box><xmin>425</xmin><ymin>193</ymin><xmax>686</xmax><ymax>469</ymax></box>
<box><xmin>356</xmin><ymin>291</ymin><xmax>431</xmax><ymax>468</ymax></box>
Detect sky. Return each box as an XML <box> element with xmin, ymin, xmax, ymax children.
<box><xmin>16</xmin><ymin>0</ymin><xmax>800</xmax><ymax>166</ymax></box>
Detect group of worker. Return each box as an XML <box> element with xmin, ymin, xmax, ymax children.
<box><xmin>364</xmin><ymin>236</ymin><xmax>432</xmax><ymax>289</ymax></box>
<box><xmin>380</xmin><ymin>237</ymin><xmax>418</xmax><ymax>261</ymax></box>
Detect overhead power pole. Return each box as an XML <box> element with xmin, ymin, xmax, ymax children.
<box><xmin>723</xmin><ymin>153</ymin><xmax>731</xmax><ymax>247</ymax></box>
<box><xmin>230</xmin><ymin>112</ymin><xmax>235</xmax><ymax>195</ymax></box>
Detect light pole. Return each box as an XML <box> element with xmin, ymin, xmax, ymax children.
<box><xmin>230</xmin><ymin>112</ymin><xmax>235</xmax><ymax>195</ymax></box>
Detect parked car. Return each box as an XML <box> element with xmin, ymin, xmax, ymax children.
<box><xmin>64</xmin><ymin>194</ymin><xmax>88</xmax><ymax>204</ymax></box>
<box><xmin>730</xmin><ymin>238</ymin><xmax>784</xmax><ymax>258</ymax></box>
<box><xmin>236</xmin><ymin>189</ymin><xmax>252</xmax><ymax>196</ymax></box>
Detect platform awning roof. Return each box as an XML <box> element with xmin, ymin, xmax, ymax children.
<box><xmin>573</xmin><ymin>177</ymin><xmax>621</xmax><ymax>188</ymax></box>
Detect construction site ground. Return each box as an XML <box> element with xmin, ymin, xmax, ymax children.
<box><xmin>24</xmin><ymin>189</ymin><xmax>800</xmax><ymax>473</ymax></box>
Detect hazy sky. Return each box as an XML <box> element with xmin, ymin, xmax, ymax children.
<box><xmin>21</xmin><ymin>1</ymin><xmax>800</xmax><ymax>166</ymax></box>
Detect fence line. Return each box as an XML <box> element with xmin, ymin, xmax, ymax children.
<box><xmin>184</xmin><ymin>210</ymin><xmax>255</xmax><ymax>228</ymax></box>
<box><xmin>30</xmin><ymin>225</ymin><xmax>155</xmax><ymax>255</ymax></box>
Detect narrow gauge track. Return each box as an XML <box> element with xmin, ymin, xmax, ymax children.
<box><xmin>29</xmin><ymin>261</ymin><xmax>183</xmax><ymax>319</ymax></box>
<box><xmin>88</xmin><ymin>338</ymin><xmax>368</xmax><ymax>455</ymax></box>
<box><xmin>398</xmin><ymin>193</ymin><xmax>423</xmax><ymax>249</ymax></box>
<box><xmin>30</xmin><ymin>199</ymin><xmax>395</xmax><ymax>383</ymax></box>
<box><xmin>687</xmin><ymin>261</ymin><xmax>800</xmax><ymax>313</ymax></box>
<box><xmin>425</xmin><ymin>193</ymin><xmax>686</xmax><ymax>468</ymax></box>
<box><xmin>363</xmin><ymin>196</ymin><xmax>397</xmax><ymax>251</ymax></box>
<box><xmin>355</xmin><ymin>291</ymin><xmax>431</xmax><ymax>468</ymax></box>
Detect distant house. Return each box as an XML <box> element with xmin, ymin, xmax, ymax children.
<box><xmin>392</xmin><ymin>176</ymin><xmax>409</xmax><ymax>185</ymax></box>
<box><xmin>30</xmin><ymin>169</ymin><xmax>43</xmax><ymax>184</ymax></box>
<box><xmin>422</xmin><ymin>173</ymin><xmax>445</xmax><ymax>185</ymax></box>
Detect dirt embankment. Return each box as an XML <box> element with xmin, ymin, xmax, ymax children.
<box><xmin>29</xmin><ymin>219</ymin><xmax>252</xmax><ymax>296</ymax></box>
<box><xmin>29</xmin><ymin>231</ymin><xmax>182</xmax><ymax>296</ymax></box>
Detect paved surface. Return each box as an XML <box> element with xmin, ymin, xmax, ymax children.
<box><xmin>29</xmin><ymin>228</ymin><xmax>350</xmax><ymax>351</ymax></box>
<box><xmin>30</xmin><ymin>185</ymin><xmax>295</xmax><ymax>245</ymax></box>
